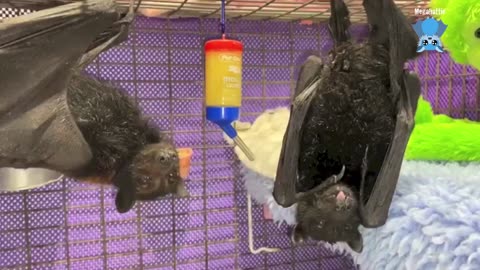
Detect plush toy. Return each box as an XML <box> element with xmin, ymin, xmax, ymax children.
<box><xmin>406</xmin><ymin>97</ymin><xmax>480</xmax><ymax>162</ymax></box>
<box><xmin>430</xmin><ymin>0</ymin><xmax>480</xmax><ymax>70</ymax></box>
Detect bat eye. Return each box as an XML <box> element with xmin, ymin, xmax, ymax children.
<box><xmin>422</xmin><ymin>40</ymin><xmax>428</xmax><ymax>46</ymax></box>
<box><xmin>432</xmin><ymin>40</ymin><xmax>437</xmax><ymax>45</ymax></box>
<box><xmin>475</xmin><ymin>28</ymin><xmax>480</xmax><ymax>39</ymax></box>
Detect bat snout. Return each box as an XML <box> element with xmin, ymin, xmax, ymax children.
<box><xmin>336</xmin><ymin>190</ymin><xmax>346</xmax><ymax>202</ymax></box>
<box><xmin>331</xmin><ymin>186</ymin><xmax>355</xmax><ymax>210</ymax></box>
<box><xmin>335</xmin><ymin>193</ymin><xmax>350</xmax><ymax>210</ymax></box>
<box><xmin>155</xmin><ymin>150</ymin><xmax>177</xmax><ymax>163</ymax></box>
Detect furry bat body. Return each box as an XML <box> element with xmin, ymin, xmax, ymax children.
<box><xmin>67</xmin><ymin>74</ymin><xmax>189</xmax><ymax>212</ymax></box>
<box><xmin>0</xmin><ymin>0</ymin><xmax>188</xmax><ymax>214</ymax></box>
<box><xmin>273</xmin><ymin>0</ymin><xmax>421</xmax><ymax>252</ymax></box>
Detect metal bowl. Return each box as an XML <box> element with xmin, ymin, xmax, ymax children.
<box><xmin>0</xmin><ymin>168</ymin><xmax>63</xmax><ymax>192</ymax></box>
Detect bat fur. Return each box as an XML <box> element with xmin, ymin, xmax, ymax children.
<box><xmin>66</xmin><ymin>73</ymin><xmax>189</xmax><ymax>212</ymax></box>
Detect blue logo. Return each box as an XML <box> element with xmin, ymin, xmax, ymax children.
<box><xmin>412</xmin><ymin>17</ymin><xmax>447</xmax><ymax>53</ymax></box>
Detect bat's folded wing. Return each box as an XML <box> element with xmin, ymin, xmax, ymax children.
<box><xmin>273</xmin><ymin>56</ymin><xmax>323</xmax><ymax>208</ymax></box>
<box><xmin>360</xmin><ymin>72</ymin><xmax>420</xmax><ymax>228</ymax></box>
<box><xmin>0</xmin><ymin>0</ymin><xmax>129</xmax><ymax>173</ymax></box>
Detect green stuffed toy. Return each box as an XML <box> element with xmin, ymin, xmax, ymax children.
<box><xmin>430</xmin><ymin>0</ymin><xmax>480</xmax><ymax>70</ymax></box>
<box><xmin>405</xmin><ymin>97</ymin><xmax>480</xmax><ymax>162</ymax></box>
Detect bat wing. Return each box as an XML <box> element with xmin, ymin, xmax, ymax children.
<box><xmin>0</xmin><ymin>0</ymin><xmax>133</xmax><ymax>173</ymax></box>
<box><xmin>273</xmin><ymin>56</ymin><xmax>323</xmax><ymax>207</ymax></box>
<box><xmin>359</xmin><ymin>0</ymin><xmax>421</xmax><ymax>227</ymax></box>
<box><xmin>0</xmin><ymin>1</ymin><xmax>70</xmax><ymax>10</ymax></box>
<box><xmin>360</xmin><ymin>73</ymin><xmax>420</xmax><ymax>227</ymax></box>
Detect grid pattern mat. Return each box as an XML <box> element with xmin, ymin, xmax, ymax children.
<box><xmin>1</xmin><ymin>10</ymin><xmax>479</xmax><ymax>270</ymax></box>
<box><xmin>122</xmin><ymin>0</ymin><xmax>430</xmax><ymax>23</ymax></box>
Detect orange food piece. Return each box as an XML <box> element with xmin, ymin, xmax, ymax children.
<box><xmin>177</xmin><ymin>148</ymin><xmax>193</xmax><ymax>179</ymax></box>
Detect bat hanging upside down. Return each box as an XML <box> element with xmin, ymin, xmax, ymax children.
<box><xmin>273</xmin><ymin>0</ymin><xmax>422</xmax><ymax>252</ymax></box>
<box><xmin>0</xmin><ymin>0</ymin><xmax>188</xmax><ymax>214</ymax></box>
<box><xmin>66</xmin><ymin>73</ymin><xmax>189</xmax><ymax>213</ymax></box>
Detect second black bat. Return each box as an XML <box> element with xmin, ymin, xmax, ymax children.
<box><xmin>273</xmin><ymin>0</ymin><xmax>422</xmax><ymax>252</ymax></box>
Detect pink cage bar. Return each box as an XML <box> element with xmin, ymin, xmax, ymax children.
<box><xmin>0</xmin><ymin>2</ymin><xmax>479</xmax><ymax>270</ymax></box>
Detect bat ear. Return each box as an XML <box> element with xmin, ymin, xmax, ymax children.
<box><xmin>112</xmin><ymin>163</ymin><xmax>137</xmax><ymax>213</ymax></box>
<box><xmin>115</xmin><ymin>186</ymin><xmax>136</xmax><ymax>213</ymax></box>
<box><xmin>347</xmin><ymin>231</ymin><xmax>363</xmax><ymax>253</ymax></box>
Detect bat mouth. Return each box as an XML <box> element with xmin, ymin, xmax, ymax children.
<box><xmin>325</xmin><ymin>184</ymin><xmax>355</xmax><ymax>210</ymax></box>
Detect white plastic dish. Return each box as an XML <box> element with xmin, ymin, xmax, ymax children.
<box><xmin>0</xmin><ymin>168</ymin><xmax>63</xmax><ymax>191</ymax></box>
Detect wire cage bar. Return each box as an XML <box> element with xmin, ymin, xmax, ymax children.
<box><xmin>0</xmin><ymin>1</ymin><xmax>479</xmax><ymax>270</ymax></box>
<box><xmin>117</xmin><ymin>0</ymin><xmax>431</xmax><ymax>23</ymax></box>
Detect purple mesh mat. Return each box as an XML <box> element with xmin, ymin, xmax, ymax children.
<box><xmin>0</xmin><ymin>14</ymin><xmax>478</xmax><ymax>270</ymax></box>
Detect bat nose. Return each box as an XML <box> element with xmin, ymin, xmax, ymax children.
<box><xmin>336</xmin><ymin>191</ymin><xmax>346</xmax><ymax>202</ymax></box>
<box><xmin>156</xmin><ymin>151</ymin><xmax>176</xmax><ymax>162</ymax></box>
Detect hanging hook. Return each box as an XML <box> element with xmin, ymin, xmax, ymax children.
<box><xmin>247</xmin><ymin>194</ymin><xmax>281</xmax><ymax>254</ymax></box>
<box><xmin>220</xmin><ymin>0</ymin><xmax>226</xmax><ymax>38</ymax></box>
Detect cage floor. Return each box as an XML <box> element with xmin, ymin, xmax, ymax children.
<box><xmin>0</xmin><ymin>10</ymin><xmax>479</xmax><ymax>270</ymax></box>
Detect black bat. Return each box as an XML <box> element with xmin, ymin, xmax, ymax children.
<box><xmin>0</xmin><ymin>0</ymin><xmax>188</xmax><ymax>213</ymax></box>
<box><xmin>67</xmin><ymin>73</ymin><xmax>189</xmax><ymax>213</ymax></box>
<box><xmin>273</xmin><ymin>0</ymin><xmax>421</xmax><ymax>252</ymax></box>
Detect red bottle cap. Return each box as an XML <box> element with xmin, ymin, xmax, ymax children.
<box><xmin>205</xmin><ymin>38</ymin><xmax>243</xmax><ymax>52</ymax></box>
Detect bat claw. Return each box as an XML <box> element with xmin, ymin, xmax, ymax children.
<box><xmin>335</xmin><ymin>165</ymin><xmax>346</xmax><ymax>181</ymax></box>
<box><xmin>295</xmin><ymin>165</ymin><xmax>347</xmax><ymax>201</ymax></box>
